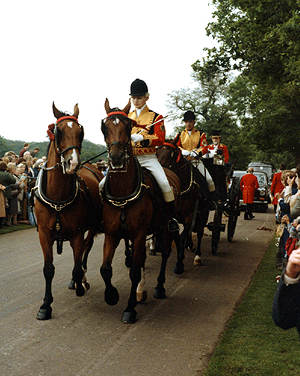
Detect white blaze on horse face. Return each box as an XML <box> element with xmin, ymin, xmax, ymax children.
<box><xmin>113</xmin><ymin>118</ymin><xmax>120</xmax><ymax>125</ymax></box>
<box><xmin>67</xmin><ymin>121</ymin><xmax>73</xmax><ymax>128</ymax></box>
<box><xmin>67</xmin><ymin>148</ymin><xmax>78</xmax><ymax>173</ymax></box>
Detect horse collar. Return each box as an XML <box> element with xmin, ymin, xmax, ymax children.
<box><xmin>34</xmin><ymin>168</ymin><xmax>79</xmax><ymax>212</ymax></box>
<box><xmin>103</xmin><ymin>157</ymin><xmax>149</xmax><ymax>207</ymax></box>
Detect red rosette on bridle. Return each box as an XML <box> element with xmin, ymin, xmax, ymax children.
<box><xmin>47</xmin><ymin>123</ymin><xmax>55</xmax><ymax>140</ymax></box>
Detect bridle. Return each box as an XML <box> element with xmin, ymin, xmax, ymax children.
<box><xmin>44</xmin><ymin>115</ymin><xmax>84</xmax><ymax>172</ymax></box>
<box><xmin>101</xmin><ymin>111</ymin><xmax>133</xmax><ymax>172</ymax></box>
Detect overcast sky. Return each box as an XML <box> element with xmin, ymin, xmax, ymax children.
<box><xmin>0</xmin><ymin>0</ymin><xmax>214</xmax><ymax>145</ymax></box>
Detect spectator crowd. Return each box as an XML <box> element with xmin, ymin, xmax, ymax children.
<box><xmin>0</xmin><ymin>143</ymin><xmax>45</xmax><ymax>228</ymax></box>
<box><xmin>271</xmin><ymin>164</ymin><xmax>300</xmax><ymax>269</ymax></box>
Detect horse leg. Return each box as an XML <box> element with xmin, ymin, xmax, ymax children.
<box><xmin>154</xmin><ymin>231</ymin><xmax>172</xmax><ymax>299</ymax></box>
<box><xmin>194</xmin><ymin>210</ymin><xmax>209</xmax><ymax>266</ymax></box>
<box><xmin>36</xmin><ymin>230</ymin><xmax>55</xmax><ymax>320</ymax></box>
<box><xmin>122</xmin><ymin>234</ymin><xmax>146</xmax><ymax>323</ymax></box>
<box><xmin>68</xmin><ymin>230</ymin><xmax>94</xmax><ymax>290</ymax></box>
<box><xmin>174</xmin><ymin>229</ymin><xmax>185</xmax><ymax>275</ymax></box>
<box><xmin>193</xmin><ymin>225</ymin><xmax>204</xmax><ymax>266</ymax></box>
<box><xmin>100</xmin><ymin>235</ymin><xmax>120</xmax><ymax>306</ymax></box>
<box><xmin>70</xmin><ymin>233</ymin><xmax>87</xmax><ymax>297</ymax></box>
<box><xmin>136</xmin><ymin>267</ymin><xmax>147</xmax><ymax>303</ymax></box>
<box><xmin>124</xmin><ymin>238</ymin><xmax>133</xmax><ymax>268</ymax></box>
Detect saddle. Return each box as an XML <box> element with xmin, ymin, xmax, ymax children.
<box><xmin>142</xmin><ymin>167</ymin><xmax>181</xmax><ymax>208</ymax></box>
<box><xmin>103</xmin><ymin>157</ymin><xmax>181</xmax><ymax>208</ymax></box>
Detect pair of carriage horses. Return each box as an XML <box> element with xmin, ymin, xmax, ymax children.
<box><xmin>35</xmin><ymin>100</ymin><xmax>220</xmax><ymax>324</ymax></box>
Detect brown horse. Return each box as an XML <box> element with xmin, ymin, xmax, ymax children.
<box><xmin>35</xmin><ymin>103</ymin><xmax>103</xmax><ymax>320</ymax></box>
<box><xmin>156</xmin><ymin>140</ymin><xmax>210</xmax><ymax>268</ymax></box>
<box><xmin>100</xmin><ymin>99</ymin><xmax>179</xmax><ymax>323</ymax></box>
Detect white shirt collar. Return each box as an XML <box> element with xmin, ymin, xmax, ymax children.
<box><xmin>135</xmin><ymin>104</ymin><xmax>146</xmax><ymax>118</ymax></box>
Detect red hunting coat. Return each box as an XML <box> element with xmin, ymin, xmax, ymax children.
<box><xmin>270</xmin><ymin>172</ymin><xmax>284</xmax><ymax>205</ymax></box>
<box><xmin>240</xmin><ymin>173</ymin><xmax>259</xmax><ymax>204</ymax></box>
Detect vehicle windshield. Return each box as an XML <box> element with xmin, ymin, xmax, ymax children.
<box><xmin>253</xmin><ymin>172</ymin><xmax>267</xmax><ymax>187</ymax></box>
<box><xmin>233</xmin><ymin>170</ymin><xmax>267</xmax><ymax>188</ymax></box>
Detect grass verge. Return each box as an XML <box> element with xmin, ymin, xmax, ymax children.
<box><xmin>204</xmin><ymin>238</ymin><xmax>300</xmax><ymax>376</ymax></box>
<box><xmin>0</xmin><ymin>223</ymin><xmax>34</xmax><ymax>235</ymax></box>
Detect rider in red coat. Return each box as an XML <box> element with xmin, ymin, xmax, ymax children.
<box><xmin>240</xmin><ymin>168</ymin><xmax>259</xmax><ymax>220</ymax></box>
<box><xmin>270</xmin><ymin>164</ymin><xmax>285</xmax><ymax>212</ymax></box>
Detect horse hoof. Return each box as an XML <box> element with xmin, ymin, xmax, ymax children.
<box><xmin>68</xmin><ymin>279</ymin><xmax>76</xmax><ymax>290</ymax></box>
<box><xmin>76</xmin><ymin>284</ymin><xmax>86</xmax><ymax>297</ymax></box>
<box><xmin>193</xmin><ymin>255</ymin><xmax>203</xmax><ymax>266</ymax></box>
<box><xmin>36</xmin><ymin>306</ymin><xmax>52</xmax><ymax>320</ymax></box>
<box><xmin>105</xmin><ymin>286</ymin><xmax>119</xmax><ymax>305</ymax></box>
<box><xmin>174</xmin><ymin>263</ymin><xmax>184</xmax><ymax>275</ymax></box>
<box><xmin>154</xmin><ymin>287</ymin><xmax>166</xmax><ymax>299</ymax></box>
<box><xmin>121</xmin><ymin>310</ymin><xmax>137</xmax><ymax>324</ymax></box>
<box><xmin>137</xmin><ymin>290</ymin><xmax>147</xmax><ymax>303</ymax></box>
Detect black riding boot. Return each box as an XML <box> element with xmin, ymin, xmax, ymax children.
<box><xmin>165</xmin><ymin>201</ymin><xmax>179</xmax><ymax>232</ymax></box>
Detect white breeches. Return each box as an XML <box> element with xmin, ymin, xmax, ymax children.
<box><xmin>137</xmin><ymin>154</ymin><xmax>174</xmax><ymax>202</ymax></box>
<box><xmin>192</xmin><ymin>160</ymin><xmax>215</xmax><ymax>192</ymax></box>
<box><xmin>98</xmin><ymin>154</ymin><xmax>175</xmax><ymax>202</ymax></box>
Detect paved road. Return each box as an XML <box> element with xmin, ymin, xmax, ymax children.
<box><xmin>0</xmin><ymin>209</ymin><xmax>275</xmax><ymax>376</ymax></box>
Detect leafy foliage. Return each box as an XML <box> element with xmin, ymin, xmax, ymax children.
<box><xmin>192</xmin><ymin>0</ymin><xmax>300</xmax><ymax>166</ymax></box>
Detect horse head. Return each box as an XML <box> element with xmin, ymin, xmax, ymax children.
<box><xmin>156</xmin><ymin>135</ymin><xmax>183</xmax><ymax>169</ymax></box>
<box><xmin>101</xmin><ymin>98</ymin><xmax>132</xmax><ymax>170</ymax></box>
<box><xmin>52</xmin><ymin>102</ymin><xmax>84</xmax><ymax>174</ymax></box>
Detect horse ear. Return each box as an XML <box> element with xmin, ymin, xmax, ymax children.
<box><xmin>122</xmin><ymin>99</ymin><xmax>131</xmax><ymax>115</ymax></box>
<box><xmin>104</xmin><ymin>98</ymin><xmax>111</xmax><ymax>114</ymax></box>
<box><xmin>52</xmin><ymin>102</ymin><xmax>65</xmax><ymax>119</ymax></box>
<box><xmin>73</xmin><ymin>103</ymin><xmax>79</xmax><ymax>118</ymax></box>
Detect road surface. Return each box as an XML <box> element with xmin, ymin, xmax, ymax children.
<box><xmin>0</xmin><ymin>209</ymin><xmax>275</xmax><ymax>376</ymax></box>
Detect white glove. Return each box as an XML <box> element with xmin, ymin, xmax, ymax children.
<box><xmin>181</xmin><ymin>149</ymin><xmax>190</xmax><ymax>156</ymax></box>
<box><xmin>131</xmin><ymin>133</ymin><xmax>144</xmax><ymax>143</ymax></box>
<box><xmin>190</xmin><ymin>150</ymin><xmax>198</xmax><ymax>158</ymax></box>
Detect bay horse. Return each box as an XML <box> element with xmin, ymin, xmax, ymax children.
<box><xmin>100</xmin><ymin>99</ymin><xmax>180</xmax><ymax>323</ymax></box>
<box><xmin>34</xmin><ymin>103</ymin><xmax>103</xmax><ymax>320</ymax></box>
<box><xmin>156</xmin><ymin>139</ymin><xmax>210</xmax><ymax>268</ymax></box>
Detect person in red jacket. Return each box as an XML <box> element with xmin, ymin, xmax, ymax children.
<box><xmin>240</xmin><ymin>167</ymin><xmax>259</xmax><ymax>220</ymax></box>
<box><xmin>270</xmin><ymin>164</ymin><xmax>285</xmax><ymax>213</ymax></box>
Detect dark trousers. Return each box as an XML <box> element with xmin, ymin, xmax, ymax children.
<box><xmin>245</xmin><ymin>203</ymin><xmax>254</xmax><ymax>219</ymax></box>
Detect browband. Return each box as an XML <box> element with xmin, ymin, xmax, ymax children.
<box><xmin>56</xmin><ymin>116</ymin><xmax>78</xmax><ymax>124</ymax></box>
<box><xmin>106</xmin><ymin>111</ymin><xmax>129</xmax><ymax>118</ymax></box>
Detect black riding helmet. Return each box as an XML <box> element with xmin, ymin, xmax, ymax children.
<box><xmin>130</xmin><ymin>79</ymin><xmax>148</xmax><ymax>96</ymax></box>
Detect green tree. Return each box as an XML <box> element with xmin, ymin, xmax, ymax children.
<box><xmin>193</xmin><ymin>0</ymin><xmax>300</xmax><ymax>166</ymax></box>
